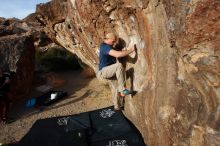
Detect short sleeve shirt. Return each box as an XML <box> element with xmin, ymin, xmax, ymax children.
<box><xmin>99</xmin><ymin>42</ymin><xmax>116</xmax><ymax>70</ymax></box>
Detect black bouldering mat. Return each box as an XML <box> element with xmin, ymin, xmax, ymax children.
<box><xmin>16</xmin><ymin>106</ymin><xmax>146</xmax><ymax>146</ymax></box>
<box><xmin>89</xmin><ymin>107</ymin><xmax>133</xmax><ymax>142</ymax></box>
<box><xmin>91</xmin><ymin>132</ymin><xmax>146</xmax><ymax>146</ymax></box>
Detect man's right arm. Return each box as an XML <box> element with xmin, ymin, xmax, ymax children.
<box><xmin>108</xmin><ymin>46</ymin><xmax>135</xmax><ymax>58</ymax></box>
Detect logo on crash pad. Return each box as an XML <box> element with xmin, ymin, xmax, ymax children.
<box><xmin>106</xmin><ymin>140</ymin><xmax>128</xmax><ymax>146</ymax></box>
<box><xmin>100</xmin><ymin>109</ymin><xmax>115</xmax><ymax>118</ymax></box>
<box><xmin>57</xmin><ymin>117</ymin><xmax>70</xmax><ymax>126</ymax></box>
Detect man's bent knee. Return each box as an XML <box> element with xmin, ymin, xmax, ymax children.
<box><xmin>116</xmin><ymin>63</ymin><xmax>123</xmax><ymax>69</ymax></box>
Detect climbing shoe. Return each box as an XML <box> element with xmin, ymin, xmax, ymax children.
<box><xmin>114</xmin><ymin>107</ymin><xmax>121</xmax><ymax>111</ymax></box>
<box><xmin>120</xmin><ymin>89</ymin><xmax>132</xmax><ymax>97</ymax></box>
<box><xmin>114</xmin><ymin>105</ymin><xmax>125</xmax><ymax>111</ymax></box>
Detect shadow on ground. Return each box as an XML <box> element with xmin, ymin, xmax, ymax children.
<box><xmin>8</xmin><ymin>70</ymin><xmax>93</xmax><ymax>122</ymax></box>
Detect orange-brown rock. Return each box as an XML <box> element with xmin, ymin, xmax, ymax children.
<box><xmin>0</xmin><ymin>18</ymin><xmax>35</xmax><ymax>100</ymax></box>
<box><xmin>36</xmin><ymin>0</ymin><xmax>220</xmax><ymax>145</ymax></box>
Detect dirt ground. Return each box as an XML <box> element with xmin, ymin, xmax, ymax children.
<box><xmin>0</xmin><ymin>70</ymin><xmax>112</xmax><ymax>144</ymax></box>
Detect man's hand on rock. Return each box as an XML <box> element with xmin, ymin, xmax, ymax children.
<box><xmin>130</xmin><ymin>44</ymin><xmax>137</xmax><ymax>52</ymax></box>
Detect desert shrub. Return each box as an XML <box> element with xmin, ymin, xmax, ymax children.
<box><xmin>36</xmin><ymin>47</ymin><xmax>81</xmax><ymax>71</ymax></box>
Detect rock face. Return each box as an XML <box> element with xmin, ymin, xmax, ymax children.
<box><xmin>36</xmin><ymin>0</ymin><xmax>220</xmax><ymax>145</ymax></box>
<box><xmin>0</xmin><ymin>18</ymin><xmax>35</xmax><ymax>100</ymax></box>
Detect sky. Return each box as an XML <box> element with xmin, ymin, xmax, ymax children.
<box><xmin>0</xmin><ymin>0</ymin><xmax>50</xmax><ymax>19</ymax></box>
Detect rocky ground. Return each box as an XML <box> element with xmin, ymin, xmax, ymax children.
<box><xmin>0</xmin><ymin>70</ymin><xmax>112</xmax><ymax>144</ymax></box>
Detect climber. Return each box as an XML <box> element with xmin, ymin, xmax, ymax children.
<box><xmin>0</xmin><ymin>68</ymin><xmax>12</xmax><ymax>123</ymax></box>
<box><xmin>97</xmin><ymin>32</ymin><xmax>136</xmax><ymax>111</ymax></box>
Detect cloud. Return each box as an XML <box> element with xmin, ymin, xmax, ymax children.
<box><xmin>0</xmin><ymin>0</ymin><xmax>49</xmax><ymax>19</ymax></box>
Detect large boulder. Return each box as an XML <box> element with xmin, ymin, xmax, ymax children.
<box><xmin>0</xmin><ymin>18</ymin><xmax>35</xmax><ymax>100</ymax></box>
<box><xmin>35</xmin><ymin>0</ymin><xmax>220</xmax><ymax>145</ymax></box>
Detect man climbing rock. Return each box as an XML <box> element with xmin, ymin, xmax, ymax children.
<box><xmin>97</xmin><ymin>32</ymin><xmax>136</xmax><ymax>111</ymax></box>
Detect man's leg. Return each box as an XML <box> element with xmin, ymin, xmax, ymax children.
<box><xmin>0</xmin><ymin>98</ymin><xmax>6</xmax><ymax>122</ymax></box>
<box><xmin>2</xmin><ymin>101</ymin><xmax>6</xmax><ymax>120</ymax></box>
<box><xmin>109</xmin><ymin>80</ymin><xmax>119</xmax><ymax>109</ymax></box>
<box><xmin>99</xmin><ymin>63</ymin><xmax>126</xmax><ymax>92</ymax></box>
<box><xmin>98</xmin><ymin>63</ymin><xmax>126</xmax><ymax>109</ymax></box>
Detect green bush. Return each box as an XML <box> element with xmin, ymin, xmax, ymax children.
<box><xmin>35</xmin><ymin>47</ymin><xmax>81</xmax><ymax>71</ymax></box>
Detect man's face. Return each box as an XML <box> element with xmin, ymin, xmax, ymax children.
<box><xmin>109</xmin><ymin>38</ymin><xmax>116</xmax><ymax>45</ymax></box>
